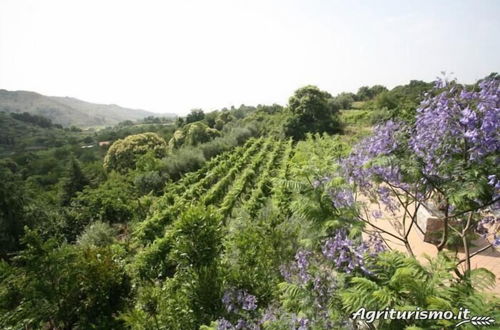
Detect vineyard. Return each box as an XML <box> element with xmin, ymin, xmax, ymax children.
<box><xmin>131</xmin><ymin>137</ymin><xmax>298</xmax><ymax>280</ymax></box>
<box><xmin>1</xmin><ymin>76</ymin><xmax>499</xmax><ymax>330</ymax></box>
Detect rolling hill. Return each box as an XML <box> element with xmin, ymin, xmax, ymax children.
<box><xmin>0</xmin><ymin>89</ymin><xmax>175</xmax><ymax>128</ymax></box>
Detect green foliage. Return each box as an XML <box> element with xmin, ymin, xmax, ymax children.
<box><xmin>103</xmin><ymin>132</ymin><xmax>168</xmax><ymax>173</ymax></box>
<box><xmin>331</xmin><ymin>92</ymin><xmax>356</xmax><ymax>109</ymax></box>
<box><xmin>340</xmin><ymin>252</ymin><xmax>498</xmax><ymax>329</ymax></box>
<box><xmin>77</xmin><ymin>221</ymin><xmax>117</xmax><ymax>247</ymax></box>
<box><xmin>169</xmin><ymin>121</ymin><xmax>221</xmax><ymax>149</ymax></box>
<box><xmin>0</xmin><ymin>164</ymin><xmax>29</xmax><ymax>258</ymax></box>
<box><xmin>133</xmin><ymin>204</ymin><xmax>222</xmax><ymax>280</ymax></box>
<box><xmin>127</xmin><ymin>205</ymin><xmax>223</xmax><ymax>329</ymax></box>
<box><xmin>1</xmin><ymin>76</ymin><xmax>497</xmax><ymax>330</ymax></box>
<box><xmin>0</xmin><ymin>111</ymin><xmax>85</xmax><ymax>156</ymax></box>
<box><xmin>285</xmin><ymin>85</ymin><xmax>341</xmax><ymax>140</ymax></box>
<box><xmin>168</xmin><ymin>204</ymin><xmax>222</xmax><ymax>268</ymax></box>
<box><xmin>186</xmin><ymin>108</ymin><xmax>205</xmax><ymax>124</ymax></box>
<box><xmin>59</xmin><ymin>157</ymin><xmax>89</xmax><ymax>206</ymax></box>
<box><xmin>124</xmin><ymin>266</ymin><xmax>222</xmax><ymax>330</ymax></box>
<box><xmin>0</xmin><ymin>229</ymin><xmax>130</xmax><ymax>329</ymax></box>
<box><xmin>356</xmin><ymin>84</ymin><xmax>388</xmax><ymax>101</ymax></box>
<box><xmin>223</xmin><ymin>207</ymin><xmax>298</xmax><ymax>304</ymax></box>
<box><xmin>362</xmin><ymin>80</ymin><xmax>433</xmax><ymax>122</ymax></box>
<box><xmin>63</xmin><ymin>172</ymin><xmax>138</xmax><ymax>241</ymax></box>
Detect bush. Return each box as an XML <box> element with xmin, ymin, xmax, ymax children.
<box><xmin>77</xmin><ymin>221</ymin><xmax>116</xmax><ymax>247</ymax></box>
<box><xmin>0</xmin><ymin>230</ymin><xmax>130</xmax><ymax>329</ymax></box>
<box><xmin>164</xmin><ymin>147</ymin><xmax>206</xmax><ymax>180</ymax></box>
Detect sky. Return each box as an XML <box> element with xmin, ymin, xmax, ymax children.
<box><xmin>0</xmin><ymin>0</ymin><xmax>499</xmax><ymax>115</ymax></box>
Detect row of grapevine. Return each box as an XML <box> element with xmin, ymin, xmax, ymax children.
<box><xmin>164</xmin><ymin>138</ymin><xmax>260</xmax><ymax>197</ymax></box>
<box><xmin>271</xmin><ymin>138</ymin><xmax>294</xmax><ymax>214</ymax></box>
<box><xmin>131</xmin><ymin>137</ymin><xmax>298</xmax><ymax>281</ymax></box>
<box><xmin>200</xmin><ymin>138</ymin><xmax>272</xmax><ymax>206</ymax></box>
<box><xmin>217</xmin><ymin>139</ymin><xmax>280</xmax><ymax>218</ymax></box>
<box><xmin>180</xmin><ymin>137</ymin><xmax>264</xmax><ymax>201</ymax></box>
<box><xmin>242</xmin><ymin>139</ymin><xmax>287</xmax><ymax>217</ymax></box>
<box><xmin>133</xmin><ymin>137</ymin><xmax>266</xmax><ymax>243</ymax></box>
<box><xmin>132</xmin><ymin>138</ymin><xmax>278</xmax><ymax>278</ymax></box>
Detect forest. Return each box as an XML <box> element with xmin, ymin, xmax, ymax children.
<box><xmin>0</xmin><ymin>75</ymin><xmax>499</xmax><ymax>329</ymax></box>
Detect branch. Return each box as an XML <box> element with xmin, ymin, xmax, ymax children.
<box><xmin>448</xmin><ymin>197</ymin><xmax>500</xmax><ymax>220</ymax></box>
<box><xmin>356</xmin><ymin>215</ymin><xmax>406</xmax><ymax>243</ymax></box>
<box><xmin>456</xmin><ymin>243</ymin><xmax>494</xmax><ymax>266</ymax></box>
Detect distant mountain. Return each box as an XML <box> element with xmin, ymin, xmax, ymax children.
<box><xmin>0</xmin><ymin>90</ymin><xmax>176</xmax><ymax>128</ymax></box>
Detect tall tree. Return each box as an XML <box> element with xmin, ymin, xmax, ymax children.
<box><xmin>59</xmin><ymin>157</ymin><xmax>89</xmax><ymax>206</ymax></box>
<box><xmin>186</xmin><ymin>109</ymin><xmax>205</xmax><ymax>124</ymax></box>
<box><xmin>284</xmin><ymin>85</ymin><xmax>341</xmax><ymax>140</ymax></box>
<box><xmin>0</xmin><ymin>163</ymin><xmax>27</xmax><ymax>259</ymax></box>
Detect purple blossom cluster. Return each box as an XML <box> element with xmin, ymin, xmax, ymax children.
<box><xmin>329</xmin><ymin>187</ymin><xmax>355</xmax><ymax>209</ymax></box>
<box><xmin>295</xmin><ymin>316</ymin><xmax>310</xmax><ymax>330</ymax></box>
<box><xmin>376</xmin><ymin>186</ymin><xmax>399</xmax><ymax>213</ymax></box>
<box><xmin>320</xmin><ymin>230</ymin><xmax>386</xmax><ymax>275</ymax></box>
<box><xmin>321</xmin><ymin>229</ymin><xmax>372</xmax><ymax>274</ymax></box>
<box><xmin>476</xmin><ymin>216</ymin><xmax>500</xmax><ymax>247</ymax></box>
<box><xmin>340</xmin><ymin>120</ymin><xmax>408</xmax><ymax>194</ymax></box>
<box><xmin>217</xmin><ymin>318</ymin><xmax>260</xmax><ymax>330</ymax></box>
<box><xmin>371</xmin><ymin>209</ymin><xmax>383</xmax><ymax>219</ymax></box>
<box><xmin>365</xmin><ymin>232</ymin><xmax>386</xmax><ymax>255</ymax></box>
<box><xmin>218</xmin><ymin>289</ymin><xmax>260</xmax><ymax>330</ymax></box>
<box><xmin>410</xmin><ymin>77</ymin><xmax>500</xmax><ymax>175</ymax></box>
<box><xmin>222</xmin><ymin>289</ymin><xmax>258</xmax><ymax>313</ymax></box>
<box><xmin>295</xmin><ymin>250</ymin><xmax>312</xmax><ymax>283</ymax></box>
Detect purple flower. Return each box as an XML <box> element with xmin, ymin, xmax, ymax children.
<box><xmin>371</xmin><ymin>210</ymin><xmax>383</xmax><ymax>219</ymax></box>
<box><xmin>366</xmin><ymin>233</ymin><xmax>386</xmax><ymax>254</ymax></box>
<box><xmin>222</xmin><ymin>289</ymin><xmax>258</xmax><ymax>313</ymax></box>
<box><xmin>242</xmin><ymin>294</ymin><xmax>257</xmax><ymax>311</ymax></box>
<box><xmin>493</xmin><ymin>235</ymin><xmax>500</xmax><ymax>247</ymax></box>
<box><xmin>279</xmin><ymin>264</ymin><xmax>293</xmax><ymax>282</ymax></box>
<box><xmin>476</xmin><ymin>216</ymin><xmax>500</xmax><ymax>238</ymax></box>
<box><xmin>218</xmin><ymin>318</ymin><xmax>233</xmax><ymax>330</ymax></box>
<box><xmin>488</xmin><ymin>175</ymin><xmax>500</xmax><ymax>190</ymax></box>
<box><xmin>295</xmin><ymin>250</ymin><xmax>312</xmax><ymax>283</ymax></box>
<box><xmin>330</xmin><ymin>188</ymin><xmax>355</xmax><ymax>208</ymax></box>
<box><xmin>260</xmin><ymin>307</ymin><xmax>277</xmax><ymax>323</ymax></box>
<box><xmin>322</xmin><ymin>230</ymin><xmax>374</xmax><ymax>275</ymax></box>
<box><xmin>410</xmin><ymin>77</ymin><xmax>500</xmax><ymax>174</ymax></box>
<box><xmin>235</xmin><ymin>319</ymin><xmax>247</xmax><ymax>330</ymax></box>
<box><xmin>297</xmin><ymin>317</ymin><xmax>310</xmax><ymax>330</ymax></box>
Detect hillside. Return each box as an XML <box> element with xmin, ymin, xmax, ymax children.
<box><xmin>0</xmin><ymin>78</ymin><xmax>499</xmax><ymax>329</ymax></box>
<box><xmin>0</xmin><ymin>89</ymin><xmax>175</xmax><ymax>128</ymax></box>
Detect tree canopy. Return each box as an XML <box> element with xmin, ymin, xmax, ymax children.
<box><xmin>284</xmin><ymin>85</ymin><xmax>341</xmax><ymax>139</ymax></box>
<box><xmin>103</xmin><ymin>132</ymin><xmax>168</xmax><ymax>173</ymax></box>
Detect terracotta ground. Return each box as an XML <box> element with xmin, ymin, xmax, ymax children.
<box><xmin>359</xmin><ymin>195</ymin><xmax>500</xmax><ymax>296</ymax></box>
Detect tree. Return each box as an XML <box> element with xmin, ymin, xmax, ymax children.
<box><xmin>63</xmin><ymin>172</ymin><xmax>138</xmax><ymax>241</ymax></box>
<box><xmin>175</xmin><ymin>116</ymin><xmax>185</xmax><ymax>128</ymax></box>
<box><xmin>186</xmin><ymin>109</ymin><xmax>205</xmax><ymax>124</ymax></box>
<box><xmin>103</xmin><ymin>133</ymin><xmax>168</xmax><ymax>173</ymax></box>
<box><xmin>59</xmin><ymin>157</ymin><xmax>89</xmax><ymax>206</ymax></box>
<box><xmin>331</xmin><ymin>92</ymin><xmax>355</xmax><ymax>109</ymax></box>
<box><xmin>0</xmin><ymin>230</ymin><xmax>130</xmax><ymax>329</ymax></box>
<box><xmin>356</xmin><ymin>86</ymin><xmax>371</xmax><ymax>101</ymax></box>
<box><xmin>341</xmin><ymin>75</ymin><xmax>500</xmax><ymax>272</ymax></box>
<box><xmin>204</xmin><ymin>111</ymin><xmax>219</xmax><ymax>128</ymax></box>
<box><xmin>168</xmin><ymin>122</ymin><xmax>221</xmax><ymax>149</ymax></box>
<box><xmin>356</xmin><ymin>85</ymin><xmax>388</xmax><ymax>101</ymax></box>
<box><xmin>0</xmin><ymin>164</ymin><xmax>28</xmax><ymax>258</ymax></box>
<box><xmin>284</xmin><ymin>85</ymin><xmax>341</xmax><ymax>140</ymax></box>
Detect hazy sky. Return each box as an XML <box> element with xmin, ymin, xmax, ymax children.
<box><xmin>1</xmin><ymin>0</ymin><xmax>499</xmax><ymax>115</ymax></box>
